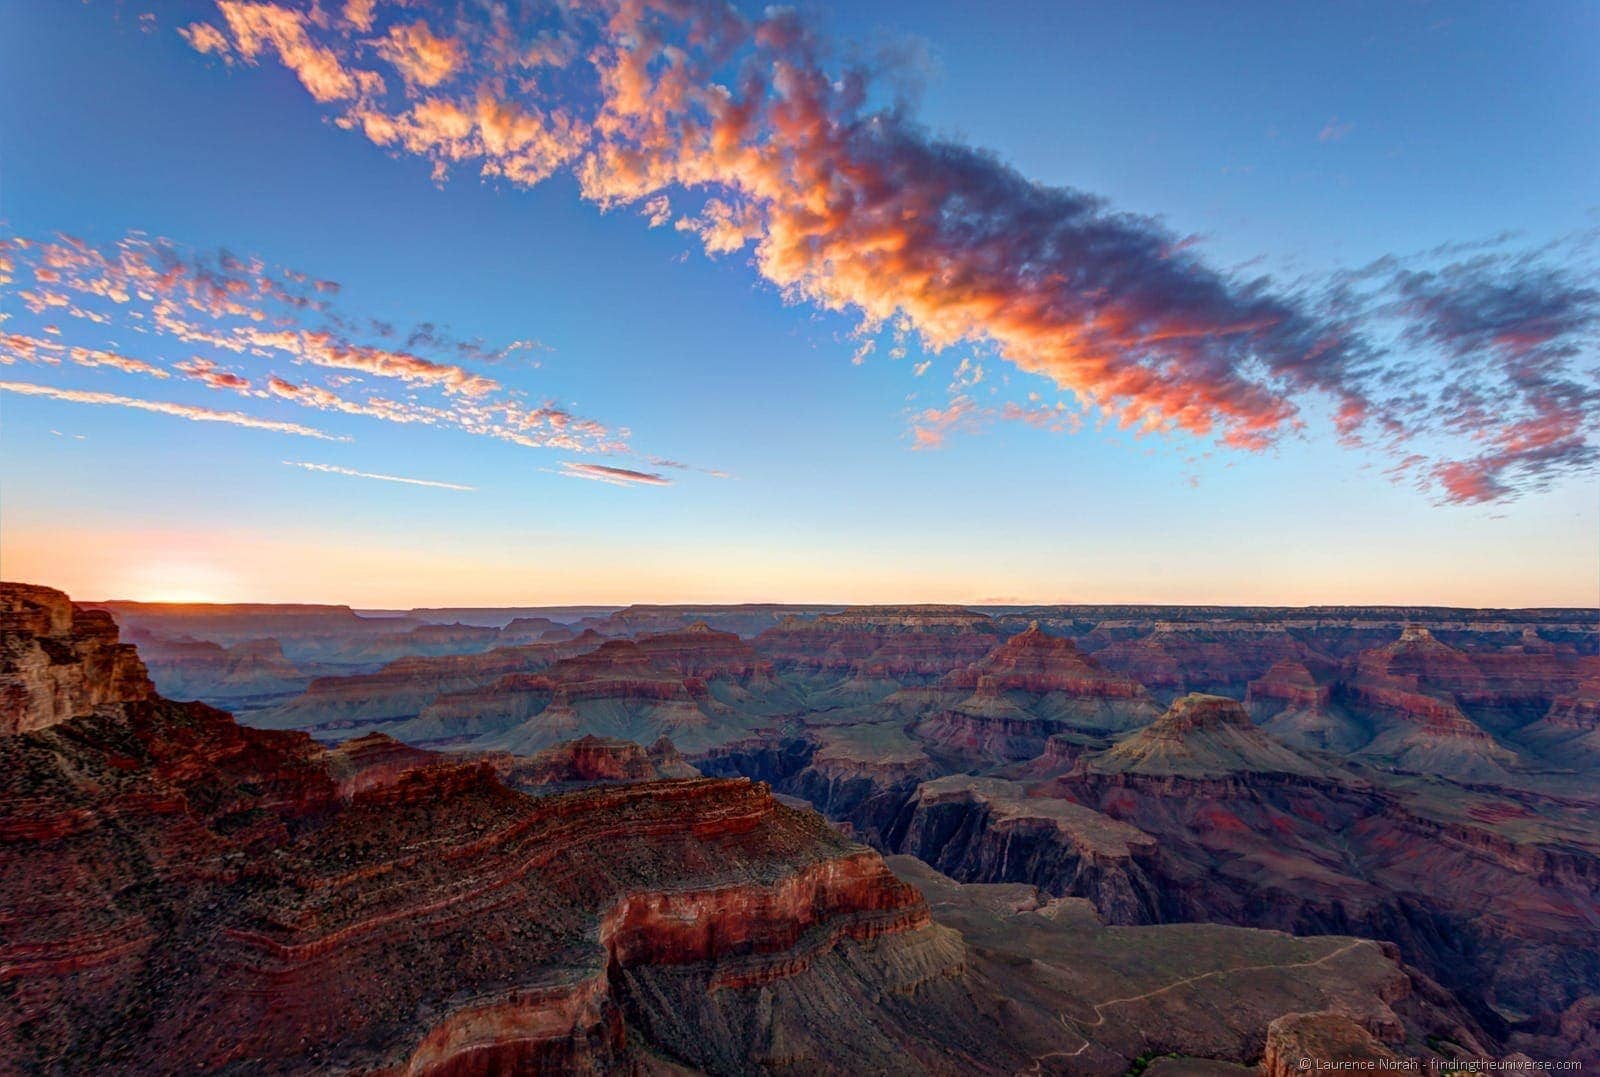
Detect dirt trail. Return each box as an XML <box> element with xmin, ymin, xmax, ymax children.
<box><xmin>1018</xmin><ymin>938</ymin><xmax>1374</xmax><ymax>1074</ymax></box>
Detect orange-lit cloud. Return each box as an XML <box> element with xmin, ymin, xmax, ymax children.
<box><xmin>179</xmin><ymin>21</ymin><xmax>231</xmax><ymax>57</ymax></box>
<box><xmin>215</xmin><ymin>1</ymin><xmax>382</xmax><ymax>103</ymax></box>
<box><xmin>0</xmin><ymin>379</ymin><xmax>342</xmax><ymax>439</ymax></box>
<box><xmin>379</xmin><ymin>20</ymin><xmax>462</xmax><ymax>88</ymax></box>
<box><xmin>169</xmin><ymin>1</ymin><xmax>1597</xmax><ymax>504</ymax></box>
<box><xmin>284</xmin><ymin>459</ymin><xmax>474</xmax><ymax>491</ymax></box>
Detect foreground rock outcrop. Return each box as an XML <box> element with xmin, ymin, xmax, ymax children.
<box><xmin>1</xmin><ymin>583</ymin><xmax>152</xmax><ymax>734</ymax></box>
<box><xmin>0</xmin><ymin>586</ymin><xmax>955</xmax><ymax>1072</ymax></box>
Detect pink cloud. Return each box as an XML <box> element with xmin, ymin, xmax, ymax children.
<box><xmin>557</xmin><ymin>461</ymin><xmax>671</xmax><ymax>487</ymax></box>
<box><xmin>1318</xmin><ymin>117</ymin><xmax>1355</xmax><ymax>142</ymax></box>
<box><xmin>0</xmin><ymin>379</ymin><xmax>342</xmax><ymax>439</ymax></box>
<box><xmin>4</xmin><ymin>231</ymin><xmax>655</xmax><ymax>459</ymax></box>
<box><xmin>176</xmin><ymin>357</ymin><xmax>251</xmax><ymax>391</ymax></box>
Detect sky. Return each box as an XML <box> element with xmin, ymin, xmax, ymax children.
<box><xmin>0</xmin><ymin>0</ymin><xmax>1596</xmax><ymax>608</ymax></box>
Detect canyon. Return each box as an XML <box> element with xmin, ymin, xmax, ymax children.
<box><xmin>5</xmin><ymin>584</ymin><xmax>1596</xmax><ymax>1071</ymax></box>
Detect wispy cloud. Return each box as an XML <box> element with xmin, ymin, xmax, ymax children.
<box><xmin>557</xmin><ymin>461</ymin><xmax>671</xmax><ymax>487</ymax></box>
<box><xmin>1</xmin><ymin>230</ymin><xmax>672</xmax><ymax>463</ymax></box>
<box><xmin>170</xmin><ymin>1</ymin><xmax>1597</xmax><ymax>504</ymax></box>
<box><xmin>0</xmin><ymin>380</ymin><xmax>343</xmax><ymax>439</ymax></box>
<box><xmin>3</xmin><ymin>330</ymin><xmax>169</xmax><ymax>378</ymax></box>
<box><xmin>908</xmin><ymin>393</ymin><xmax>1079</xmax><ymax>449</ymax></box>
<box><xmin>1317</xmin><ymin>117</ymin><xmax>1355</xmax><ymax>143</ymax></box>
<box><xmin>175</xmin><ymin>356</ymin><xmax>251</xmax><ymax>391</ymax></box>
<box><xmin>284</xmin><ymin>459</ymin><xmax>474</xmax><ymax>490</ymax></box>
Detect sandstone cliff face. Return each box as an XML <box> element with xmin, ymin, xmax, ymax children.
<box><xmin>1</xmin><ymin>582</ymin><xmax>153</xmax><ymax>734</ymax></box>
<box><xmin>904</xmin><ymin>669</ymin><xmax>1155</xmax><ymax>766</ymax></box>
<box><xmin>1544</xmin><ymin>677</ymin><xmax>1600</xmax><ymax>732</ymax></box>
<box><xmin>911</xmin><ymin>625</ymin><xmax>1161</xmax><ymax>758</ymax></box>
<box><xmin>1035</xmin><ymin>768</ymin><xmax>1600</xmax><ymax>1041</ymax></box>
<box><xmin>1262</xmin><ymin>1012</ymin><xmax>1404</xmax><ymax>1077</ymax></box>
<box><xmin>1360</xmin><ymin>626</ymin><xmax>1598</xmax><ymax>729</ymax></box>
<box><xmin>894</xmin><ymin>776</ymin><xmax>1161</xmax><ymax>923</ymax></box>
<box><xmin>1246</xmin><ymin>661</ymin><xmax>1372</xmax><ymax>754</ymax></box>
<box><xmin>1247</xmin><ymin>659</ymin><xmax>1331</xmax><ymax>717</ymax></box>
<box><xmin>1341</xmin><ymin>631</ymin><xmax>1524</xmax><ymax>781</ymax></box>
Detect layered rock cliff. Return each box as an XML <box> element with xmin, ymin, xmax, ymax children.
<box><xmin>1</xmin><ymin>582</ymin><xmax>153</xmax><ymax>734</ymax></box>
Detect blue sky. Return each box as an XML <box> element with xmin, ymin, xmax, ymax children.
<box><xmin>1</xmin><ymin>1</ymin><xmax>1595</xmax><ymax>606</ymax></box>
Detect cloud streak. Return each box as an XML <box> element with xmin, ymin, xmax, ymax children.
<box><xmin>557</xmin><ymin>461</ymin><xmax>671</xmax><ymax>487</ymax></box>
<box><xmin>284</xmin><ymin>460</ymin><xmax>475</xmax><ymax>490</ymax></box>
<box><xmin>0</xmin><ymin>379</ymin><xmax>343</xmax><ymax>440</ymax></box>
<box><xmin>1</xmin><ymin>230</ymin><xmax>664</xmax><ymax>462</ymax></box>
<box><xmin>168</xmin><ymin>0</ymin><xmax>1598</xmax><ymax>505</ymax></box>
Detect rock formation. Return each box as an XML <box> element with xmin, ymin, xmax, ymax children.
<box><xmin>254</xmin><ymin>630</ymin><xmax>606</xmax><ymax>738</ymax></box>
<box><xmin>1</xmin><ymin>582</ymin><xmax>152</xmax><ymax>734</ymax></box>
<box><xmin>445</xmin><ymin>626</ymin><xmax>801</xmax><ymax>755</ymax></box>
<box><xmin>493</xmin><ymin>732</ymin><xmax>700</xmax><ymax>791</ymax></box>
<box><xmin>124</xmin><ymin>630</ymin><xmax>307</xmax><ymax>710</ymax></box>
<box><xmin>754</xmin><ymin>605</ymin><xmax>1002</xmax><ymax>704</ymax></box>
<box><xmin>1090</xmin><ymin>693</ymin><xmax>1324</xmax><ymax>778</ymax></box>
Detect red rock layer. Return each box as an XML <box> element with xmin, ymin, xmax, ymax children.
<box><xmin>1246</xmin><ymin>659</ymin><xmax>1331</xmax><ymax>714</ymax></box>
<box><xmin>493</xmin><ymin>733</ymin><xmax>699</xmax><ymax>788</ymax></box>
<box><xmin>410</xmin><ymin>626</ymin><xmax>793</xmax><ymax>751</ymax></box>
<box><xmin>1351</xmin><ymin>626</ymin><xmax>1598</xmax><ymax>724</ymax></box>
<box><xmin>1544</xmin><ymin>677</ymin><xmax>1600</xmax><ymax>731</ymax></box>
<box><xmin>755</xmin><ymin>605</ymin><xmax>1001</xmax><ymax>680</ymax></box>
<box><xmin>1088</xmin><ymin>621</ymin><xmax>1319</xmax><ymax>697</ymax></box>
<box><xmin>260</xmin><ymin>630</ymin><xmax>606</xmax><ymax>732</ymax></box>
<box><xmin>559</xmin><ymin>624</ymin><xmax>774</xmax><ymax>681</ymax></box>
<box><xmin>941</xmin><ymin>623</ymin><xmax>1149</xmax><ymax>700</ymax></box>
<box><xmin>1346</xmin><ymin>631</ymin><xmax>1504</xmax><ymax>741</ymax></box>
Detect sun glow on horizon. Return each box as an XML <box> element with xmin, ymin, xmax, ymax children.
<box><xmin>111</xmin><ymin>561</ymin><xmax>242</xmax><ymax>606</ymax></box>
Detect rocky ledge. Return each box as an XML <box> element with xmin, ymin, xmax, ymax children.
<box><xmin>1</xmin><ymin>581</ymin><xmax>153</xmax><ymax>734</ymax></box>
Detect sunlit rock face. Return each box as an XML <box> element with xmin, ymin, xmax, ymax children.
<box><xmin>1</xmin><ymin>582</ymin><xmax>153</xmax><ymax>734</ymax></box>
